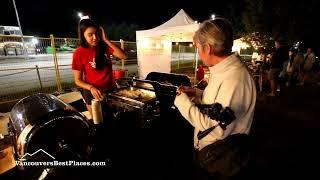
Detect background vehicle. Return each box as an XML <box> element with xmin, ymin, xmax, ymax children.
<box><xmin>0</xmin><ymin>42</ymin><xmax>36</xmax><ymax>56</ymax></box>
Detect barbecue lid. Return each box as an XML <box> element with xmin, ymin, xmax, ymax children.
<box><xmin>145</xmin><ymin>72</ymin><xmax>191</xmax><ymax>87</ymax></box>
<box><xmin>9</xmin><ymin>93</ymin><xmax>70</xmax><ymax>134</ymax></box>
<box><xmin>115</xmin><ymin>77</ymin><xmax>155</xmax><ymax>91</ymax></box>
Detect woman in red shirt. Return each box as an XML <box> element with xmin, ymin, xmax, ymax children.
<box><xmin>72</xmin><ymin>18</ymin><xmax>127</xmax><ymax>114</ymax></box>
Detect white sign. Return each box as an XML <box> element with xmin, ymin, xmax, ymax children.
<box><xmin>137</xmin><ymin>39</ymin><xmax>172</xmax><ymax>79</ymax></box>
<box><xmin>3</xmin><ymin>26</ymin><xmax>20</xmax><ymax>31</ymax></box>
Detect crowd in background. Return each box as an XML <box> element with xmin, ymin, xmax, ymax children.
<box><xmin>248</xmin><ymin>39</ymin><xmax>319</xmax><ymax>96</ymax></box>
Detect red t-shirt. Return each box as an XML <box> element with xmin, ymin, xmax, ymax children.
<box><xmin>72</xmin><ymin>46</ymin><xmax>114</xmax><ymax>92</ymax></box>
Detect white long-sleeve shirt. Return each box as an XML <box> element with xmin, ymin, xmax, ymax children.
<box><xmin>174</xmin><ymin>54</ymin><xmax>256</xmax><ymax>150</ymax></box>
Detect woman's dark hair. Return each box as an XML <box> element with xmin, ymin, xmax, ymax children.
<box><xmin>78</xmin><ymin>19</ymin><xmax>108</xmax><ymax>70</ymax></box>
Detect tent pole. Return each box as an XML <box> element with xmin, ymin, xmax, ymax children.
<box><xmin>120</xmin><ymin>39</ymin><xmax>125</xmax><ymax>70</ymax></box>
<box><xmin>194</xmin><ymin>48</ymin><xmax>199</xmax><ymax>84</ymax></box>
<box><xmin>193</xmin><ymin>47</ymin><xmax>196</xmax><ymax>68</ymax></box>
<box><xmin>182</xmin><ymin>46</ymin><xmax>184</xmax><ymax>62</ymax></box>
<box><xmin>178</xmin><ymin>45</ymin><xmax>181</xmax><ymax>69</ymax></box>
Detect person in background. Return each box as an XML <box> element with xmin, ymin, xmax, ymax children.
<box><xmin>174</xmin><ymin>18</ymin><xmax>256</xmax><ymax>179</ymax></box>
<box><xmin>291</xmin><ymin>49</ymin><xmax>305</xmax><ymax>84</ymax></box>
<box><xmin>300</xmin><ymin>47</ymin><xmax>316</xmax><ymax>85</ymax></box>
<box><xmin>260</xmin><ymin>52</ymin><xmax>271</xmax><ymax>72</ymax></box>
<box><xmin>286</xmin><ymin>48</ymin><xmax>298</xmax><ymax>87</ymax></box>
<box><xmin>259</xmin><ymin>52</ymin><xmax>271</xmax><ymax>91</ymax></box>
<box><xmin>267</xmin><ymin>39</ymin><xmax>288</xmax><ymax>96</ymax></box>
<box><xmin>72</xmin><ymin>18</ymin><xmax>127</xmax><ymax>114</ymax></box>
<box><xmin>196</xmin><ymin>65</ymin><xmax>205</xmax><ymax>81</ymax></box>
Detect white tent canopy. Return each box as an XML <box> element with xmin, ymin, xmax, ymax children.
<box><xmin>136</xmin><ymin>9</ymin><xmax>199</xmax><ymax>79</ymax></box>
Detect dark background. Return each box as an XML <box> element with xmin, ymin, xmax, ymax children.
<box><xmin>1</xmin><ymin>0</ymin><xmax>320</xmax><ymax>49</ymax></box>
<box><xmin>1</xmin><ymin>0</ymin><xmax>221</xmax><ymax>37</ymax></box>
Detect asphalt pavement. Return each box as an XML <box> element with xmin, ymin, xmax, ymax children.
<box><xmin>248</xmin><ymin>84</ymin><xmax>320</xmax><ymax>178</ymax></box>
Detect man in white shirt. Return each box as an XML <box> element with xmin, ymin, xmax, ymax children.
<box><xmin>174</xmin><ymin>18</ymin><xmax>256</xmax><ymax>178</ymax></box>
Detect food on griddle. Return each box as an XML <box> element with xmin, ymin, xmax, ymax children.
<box><xmin>116</xmin><ymin>88</ymin><xmax>155</xmax><ymax>102</ymax></box>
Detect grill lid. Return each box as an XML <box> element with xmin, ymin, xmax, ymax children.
<box><xmin>145</xmin><ymin>72</ymin><xmax>191</xmax><ymax>87</ymax></box>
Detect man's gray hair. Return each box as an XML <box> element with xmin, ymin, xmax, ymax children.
<box><xmin>193</xmin><ymin>18</ymin><xmax>234</xmax><ymax>56</ymax></box>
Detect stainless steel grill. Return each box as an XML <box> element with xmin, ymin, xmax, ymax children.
<box><xmin>105</xmin><ymin>78</ymin><xmax>160</xmax><ymax>128</ymax></box>
<box><xmin>104</xmin><ymin>73</ymin><xmax>191</xmax><ymax>128</ymax></box>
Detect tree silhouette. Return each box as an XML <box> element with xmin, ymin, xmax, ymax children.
<box><xmin>241</xmin><ymin>0</ymin><xmax>320</xmax><ymax>52</ymax></box>
<box><xmin>104</xmin><ymin>22</ymin><xmax>138</xmax><ymax>41</ymax></box>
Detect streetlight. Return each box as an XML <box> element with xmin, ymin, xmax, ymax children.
<box><xmin>211</xmin><ymin>14</ymin><xmax>216</xmax><ymax>20</ymax></box>
<box><xmin>78</xmin><ymin>12</ymin><xmax>90</xmax><ymax>20</ymax></box>
<box><xmin>78</xmin><ymin>12</ymin><xmax>83</xmax><ymax>19</ymax></box>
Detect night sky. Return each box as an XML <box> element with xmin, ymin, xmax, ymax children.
<box><xmin>1</xmin><ymin>0</ymin><xmax>240</xmax><ymax>37</ymax></box>
<box><xmin>1</xmin><ymin>0</ymin><xmax>319</xmax><ymax>48</ymax></box>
